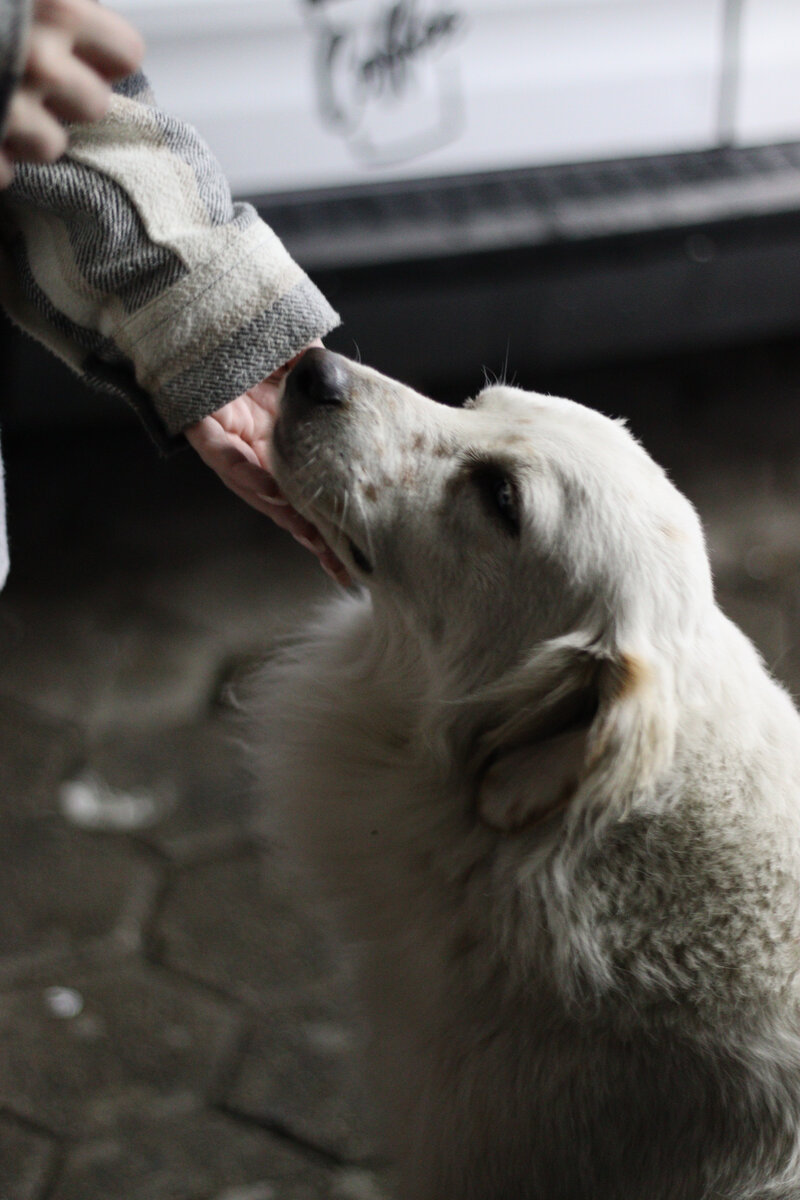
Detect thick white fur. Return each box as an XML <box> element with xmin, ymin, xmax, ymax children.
<box><xmin>252</xmin><ymin>354</ymin><xmax>800</xmax><ymax>1199</ymax></box>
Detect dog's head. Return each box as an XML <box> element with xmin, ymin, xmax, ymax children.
<box><xmin>272</xmin><ymin>349</ymin><xmax>714</xmax><ymax>830</ymax></box>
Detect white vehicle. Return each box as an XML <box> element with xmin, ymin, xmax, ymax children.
<box><xmin>50</xmin><ymin>1</ymin><xmax>800</xmax><ymax>385</ymax></box>
<box><xmin>124</xmin><ymin>0</ymin><xmax>799</xmax><ymax>194</ymax></box>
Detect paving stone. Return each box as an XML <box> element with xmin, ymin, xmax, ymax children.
<box><xmin>157</xmin><ymin>850</ymin><xmax>340</xmax><ymax>1008</ymax></box>
<box><xmin>0</xmin><ymin>592</ymin><xmax>222</xmax><ymax>735</ymax></box>
<box><xmin>683</xmin><ymin>459</ymin><xmax>800</xmax><ymax>585</ymax></box>
<box><xmin>0</xmin><ymin>964</ymin><xmax>239</xmax><ymax>1137</ymax></box>
<box><xmin>0</xmin><ymin>698</ymin><xmax>81</xmax><ymax>822</ymax></box>
<box><xmin>226</xmin><ymin>1002</ymin><xmax>373</xmax><ymax>1163</ymax></box>
<box><xmin>714</xmin><ymin>586</ymin><xmax>790</xmax><ymax>678</ymax></box>
<box><xmin>158</xmin><ymin>852</ymin><xmax>372</xmax><ymax>1160</ymax></box>
<box><xmin>0</xmin><ymin>1111</ymin><xmax>54</xmax><ymax>1200</ymax></box>
<box><xmin>93</xmin><ymin>606</ymin><xmax>223</xmax><ymax>733</ymax></box>
<box><xmin>0</xmin><ymin>822</ymin><xmax>157</xmax><ymax>986</ymax></box>
<box><xmin>142</xmin><ymin>535</ymin><xmax>329</xmax><ymax>656</ymax></box>
<box><xmin>0</xmin><ymin>594</ymin><xmax>116</xmax><ymax>727</ymax></box>
<box><xmin>73</xmin><ymin>716</ymin><xmax>255</xmax><ymax>860</ymax></box>
<box><xmin>325</xmin><ymin>1170</ymin><xmax>395</xmax><ymax>1200</ymax></box>
<box><xmin>768</xmin><ymin>644</ymin><xmax>797</xmax><ymax>701</ymax></box>
<box><xmin>773</xmin><ymin>650</ymin><xmax>800</xmax><ymax>705</ymax></box>
<box><xmin>773</xmin><ymin>578</ymin><xmax>800</xmax><ymax>701</ymax></box>
<box><xmin>49</xmin><ymin>1109</ymin><xmax>390</xmax><ymax>1200</ymax></box>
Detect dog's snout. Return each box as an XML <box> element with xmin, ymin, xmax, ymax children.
<box><xmin>284</xmin><ymin>348</ymin><xmax>349</xmax><ymax>412</ymax></box>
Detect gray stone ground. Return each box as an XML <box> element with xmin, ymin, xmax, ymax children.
<box><xmin>1</xmin><ymin>341</ymin><xmax>800</xmax><ymax>1199</ymax></box>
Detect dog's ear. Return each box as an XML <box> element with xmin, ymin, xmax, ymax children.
<box><xmin>474</xmin><ymin>635</ymin><xmax>676</xmax><ymax>833</ymax></box>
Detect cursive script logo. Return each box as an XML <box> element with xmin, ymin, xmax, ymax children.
<box><xmin>307</xmin><ymin>0</ymin><xmax>467</xmax><ymax>166</ymax></box>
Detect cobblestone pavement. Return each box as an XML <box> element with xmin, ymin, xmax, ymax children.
<box><xmin>1</xmin><ymin>342</ymin><xmax>800</xmax><ymax>1199</ymax></box>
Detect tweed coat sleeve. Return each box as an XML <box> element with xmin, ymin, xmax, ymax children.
<box><xmin>0</xmin><ymin>71</ymin><xmax>340</xmax><ymax>446</ymax></box>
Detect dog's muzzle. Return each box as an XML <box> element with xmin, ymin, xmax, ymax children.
<box><xmin>274</xmin><ymin>347</ymin><xmax>350</xmax><ymax>468</ymax></box>
<box><xmin>282</xmin><ymin>347</ymin><xmax>349</xmax><ymax>417</ymax></box>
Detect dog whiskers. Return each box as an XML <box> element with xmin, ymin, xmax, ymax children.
<box><xmin>354</xmin><ymin>490</ymin><xmax>375</xmax><ymax>566</ymax></box>
<box><xmin>338</xmin><ymin>487</ymin><xmax>351</xmax><ymax>540</ymax></box>
<box><xmin>284</xmin><ymin>454</ymin><xmax>323</xmax><ymax>515</ymax></box>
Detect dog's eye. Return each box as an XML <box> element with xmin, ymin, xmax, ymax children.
<box><xmin>471</xmin><ymin>463</ymin><xmax>520</xmax><ymax>536</ymax></box>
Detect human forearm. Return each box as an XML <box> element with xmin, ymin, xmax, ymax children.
<box><xmin>0</xmin><ymin>76</ymin><xmax>339</xmax><ymax>444</ymax></box>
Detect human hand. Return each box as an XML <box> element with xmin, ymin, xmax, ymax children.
<box><xmin>184</xmin><ymin>354</ymin><xmax>353</xmax><ymax>587</ymax></box>
<box><xmin>0</xmin><ymin>0</ymin><xmax>145</xmax><ymax>187</ymax></box>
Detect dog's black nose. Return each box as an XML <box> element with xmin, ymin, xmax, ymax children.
<box><xmin>283</xmin><ymin>348</ymin><xmax>348</xmax><ymax>411</ymax></box>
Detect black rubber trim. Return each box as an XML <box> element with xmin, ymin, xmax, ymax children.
<box><xmin>253</xmin><ymin>143</ymin><xmax>800</xmax><ymax>271</ymax></box>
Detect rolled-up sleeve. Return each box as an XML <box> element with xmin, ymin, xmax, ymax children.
<box><xmin>0</xmin><ymin>72</ymin><xmax>340</xmax><ymax>446</ymax></box>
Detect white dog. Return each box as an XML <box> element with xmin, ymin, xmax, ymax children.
<box><xmin>253</xmin><ymin>348</ymin><xmax>800</xmax><ymax>1199</ymax></box>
